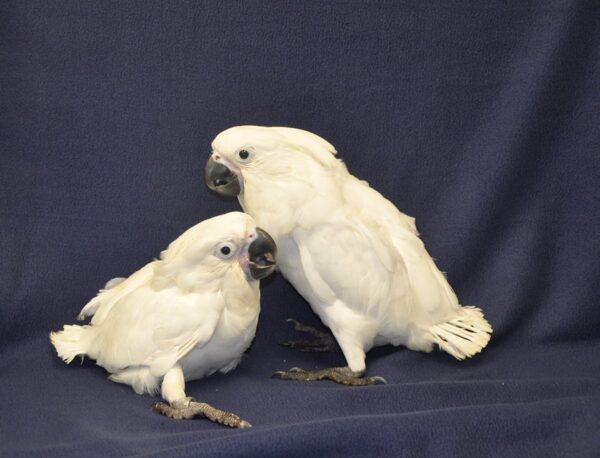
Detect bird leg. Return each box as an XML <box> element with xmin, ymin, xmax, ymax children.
<box><xmin>277</xmin><ymin>320</ymin><xmax>386</xmax><ymax>385</ymax></box>
<box><xmin>272</xmin><ymin>366</ymin><xmax>386</xmax><ymax>386</ymax></box>
<box><xmin>152</xmin><ymin>364</ymin><xmax>251</xmax><ymax>428</ymax></box>
<box><xmin>280</xmin><ymin>318</ymin><xmax>340</xmax><ymax>352</ymax></box>
<box><xmin>153</xmin><ymin>397</ymin><xmax>251</xmax><ymax>428</ymax></box>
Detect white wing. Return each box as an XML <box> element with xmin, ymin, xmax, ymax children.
<box><xmin>78</xmin><ymin>263</ymin><xmax>155</xmax><ymax>323</ymax></box>
<box><xmin>343</xmin><ymin>173</ymin><xmax>460</xmax><ymax>324</ymax></box>
<box><xmin>78</xmin><ymin>218</ymin><xmax>219</xmax><ymax>324</ymax></box>
<box><xmin>343</xmin><ymin>174</ymin><xmax>418</xmax><ymax>235</ymax></box>
<box><xmin>292</xmin><ymin>214</ymin><xmax>410</xmax><ymax>323</ymax></box>
<box><xmin>90</xmin><ymin>286</ymin><xmax>225</xmax><ymax>376</ymax></box>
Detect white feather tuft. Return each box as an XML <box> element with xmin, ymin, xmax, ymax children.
<box><xmin>109</xmin><ymin>367</ymin><xmax>160</xmax><ymax>395</ymax></box>
<box><xmin>428</xmin><ymin>307</ymin><xmax>492</xmax><ymax>360</ymax></box>
<box><xmin>49</xmin><ymin>325</ymin><xmax>91</xmax><ymax>364</ymax></box>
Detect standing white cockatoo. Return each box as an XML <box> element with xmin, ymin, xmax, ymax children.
<box><xmin>205</xmin><ymin>126</ymin><xmax>492</xmax><ymax>386</ymax></box>
<box><xmin>50</xmin><ymin>212</ymin><xmax>276</xmax><ymax>427</ymax></box>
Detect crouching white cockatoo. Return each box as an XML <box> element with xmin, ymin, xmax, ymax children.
<box><xmin>205</xmin><ymin>126</ymin><xmax>492</xmax><ymax>386</ymax></box>
<box><xmin>50</xmin><ymin>212</ymin><xmax>276</xmax><ymax>427</ymax></box>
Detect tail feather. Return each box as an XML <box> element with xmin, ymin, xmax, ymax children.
<box><xmin>429</xmin><ymin>306</ymin><xmax>492</xmax><ymax>360</ymax></box>
<box><xmin>49</xmin><ymin>325</ymin><xmax>91</xmax><ymax>364</ymax></box>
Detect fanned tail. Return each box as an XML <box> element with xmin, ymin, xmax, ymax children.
<box><xmin>429</xmin><ymin>306</ymin><xmax>492</xmax><ymax>360</ymax></box>
<box><xmin>49</xmin><ymin>325</ymin><xmax>92</xmax><ymax>364</ymax></box>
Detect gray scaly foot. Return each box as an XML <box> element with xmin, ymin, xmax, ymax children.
<box><xmin>152</xmin><ymin>397</ymin><xmax>251</xmax><ymax>428</ymax></box>
<box><xmin>272</xmin><ymin>366</ymin><xmax>387</xmax><ymax>386</ymax></box>
<box><xmin>280</xmin><ymin>318</ymin><xmax>340</xmax><ymax>352</ymax></box>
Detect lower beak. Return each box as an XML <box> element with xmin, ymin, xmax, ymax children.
<box><xmin>247</xmin><ymin>228</ymin><xmax>277</xmax><ymax>281</ymax></box>
<box><xmin>205</xmin><ymin>157</ymin><xmax>242</xmax><ymax>197</ymax></box>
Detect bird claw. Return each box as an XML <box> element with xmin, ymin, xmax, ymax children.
<box><xmin>236</xmin><ymin>419</ymin><xmax>253</xmax><ymax>429</ymax></box>
<box><xmin>271</xmin><ymin>371</ymin><xmax>287</xmax><ymax>379</ymax></box>
<box><xmin>369</xmin><ymin>375</ymin><xmax>388</xmax><ymax>385</ymax></box>
<box><xmin>271</xmin><ymin>367</ymin><xmax>316</xmax><ymax>382</ymax></box>
<box><xmin>271</xmin><ymin>367</ymin><xmax>305</xmax><ymax>379</ymax></box>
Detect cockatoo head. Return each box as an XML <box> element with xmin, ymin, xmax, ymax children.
<box><xmin>158</xmin><ymin>212</ymin><xmax>277</xmax><ymax>286</ymax></box>
<box><xmin>205</xmin><ymin>125</ymin><xmax>339</xmax><ymax>198</ymax></box>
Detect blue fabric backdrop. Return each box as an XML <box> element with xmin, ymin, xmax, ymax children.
<box><xmin>1</xmin><ymin>1</ymin><xmax>599</xmax><ymax>456</ymax></box>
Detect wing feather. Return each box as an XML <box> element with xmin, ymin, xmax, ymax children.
<box><xmin>78</xmin><ymin>263</ymin><xmax>155</xmax><ymax>323</ymax></box>
<box><xmin>91</xmin><ymin>288</ymin><xmax>225</xmax><ymax>376</ymax></box>
<box><xmin>344</xmin><ymin>173</ymin><xmax>459</xmax><ymax>321</ymax></box>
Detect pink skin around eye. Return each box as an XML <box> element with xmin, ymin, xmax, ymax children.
<box><xmin>237</xmin><ymin>230</ymin><xmax>256</xmax><ymax>269</ymax></box>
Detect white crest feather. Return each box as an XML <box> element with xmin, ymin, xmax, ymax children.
<box><xmin>270</xmin><ymin>126</ymin><xmax>338</xmax><ymax>168</ymax></box>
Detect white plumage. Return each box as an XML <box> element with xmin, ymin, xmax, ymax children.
<box><xmin>208</xmin><ymin>126</ymin><xmax>492</xmax><ymax>377</ymax></box>
<box><xmin>50</xmin><ymin>212</ymin><xmax>276</xmax><ymax>427</ymax></box>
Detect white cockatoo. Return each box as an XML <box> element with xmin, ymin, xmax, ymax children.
<box><xmin>50</xmin><ymin>212</ymin><xmax>276</xmax><ymax>427</ymax></box>
<box><xmin>205</xmin><ymin>126</ymin><xmax>492</xmax><ymax>386</ymax></box>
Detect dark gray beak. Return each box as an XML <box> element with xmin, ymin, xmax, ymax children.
<box><xmin>247</xmin><ymin>228</ymin><xmax>277</xmax><ymax>281</ymax></box>
<box><xmin>205</xmin><ymin>157</ymin><xmax>242</xmax><ymax>197</ymax></box>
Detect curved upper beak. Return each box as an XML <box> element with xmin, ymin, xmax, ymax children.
<box><xmin>205</xmin><ymin>156</ymin><xmax>242</xmax><ymax>197</ymax></box>
<box><xmin>247</xmin><ymin>228</ymin><xmax>277</xmax><ymax>281</ymax></box>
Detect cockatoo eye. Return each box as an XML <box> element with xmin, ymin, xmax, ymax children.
<box><xmin>215</xmin><ymin>242</ymin><xmax>236</xmax><ymax>259</ymax></box>
<box><xmin>237</xmin><ymin>149</ymin><xmax>251</xmax><ymax>161</ymax></box>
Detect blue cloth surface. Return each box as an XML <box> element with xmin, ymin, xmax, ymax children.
<box><xmin>1</xmin><ymin>1</ymin><xmax>599</xmax><ymax>456</ymax></box>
